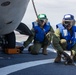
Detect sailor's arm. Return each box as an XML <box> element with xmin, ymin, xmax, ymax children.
<box><xmin>52</xmin><ymin>29</ymin><xmax>63</xmax><ymax>52</ymax></box>
<box><xmin>23</xmin><ymin>28</ymin><xmax>35</xmax><ymax>47</ymax></box>
<box><xmin>50</xmin><ymin>26</ymin><xmax>54</xmax><ymax>33</ymax></box>
<box><xmin>46</xmin><ymin>26</ymin><xmax>54</xmax><ymax>37</ymax></box>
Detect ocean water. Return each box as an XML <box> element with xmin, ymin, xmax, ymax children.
<box><xmin>21</xmin><ymin>0</ymin><xmax>76</xmax><ymax>30</ymax></box>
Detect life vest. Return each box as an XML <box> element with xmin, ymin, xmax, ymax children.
<box><xmin>56</xmin><ymin>23</ymin><xmax>76</xmax><ymax>50</ymax></box>
<box><xmin>32</xmin><ymin>21</ymin><xmax>51</xmax><ymax>42</ymax></box>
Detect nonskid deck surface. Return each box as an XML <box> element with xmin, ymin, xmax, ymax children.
<box><xmin>0</xmin><ymin>42</ymin><xmax>76</xmax><ymax>75</ymax></box>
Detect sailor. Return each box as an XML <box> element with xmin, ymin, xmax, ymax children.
<box><xmin>52</xmin><ymin>14</ymin><xmax>76</xmax><ymax>63</ymax></box>
<box><xmin>23</xmin><ymin>14</ymin><xmax>54</xmax><ymax>55</ymax></box>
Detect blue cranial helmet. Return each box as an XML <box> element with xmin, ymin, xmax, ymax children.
<box><xmin>63</xmin><ymin>14</ymin><xmax>74</xmax><ymax>20</ymax></box>
<box><xmin>62</xmin><ymin>14</ymin><xmax>75</xmax><ymax>27</ymax></box>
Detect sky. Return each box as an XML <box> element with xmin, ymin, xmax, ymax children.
<box><xmin>21</xmin><ymin>0</ymin><xmax>76</xmax><ymax>30</ymax></box>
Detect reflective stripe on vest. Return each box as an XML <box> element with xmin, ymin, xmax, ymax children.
<box><xmin>56</xmin><ymin>23</ymin><xmax>76</xmax><ymax>50</ymax></box>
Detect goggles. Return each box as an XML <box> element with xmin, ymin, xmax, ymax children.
<box><xmin>39</xmin><ymin>19</ymin><xmax>46</xmax><ymax>23</ymax></box>
<box><xmin>63</xmin><ymin>20</ymin><xmax>72</xmax><ymax>27</ymax></box>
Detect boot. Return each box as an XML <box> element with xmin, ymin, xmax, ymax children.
<box><xmin>54</xmin><ymin>53</ymin><xmax>61</xmax><ymax>63</ymax></box>
<box><xmin>42</xmin><ymin>46</ymin><xmax>48</xmax><ymax>55</ymax></box>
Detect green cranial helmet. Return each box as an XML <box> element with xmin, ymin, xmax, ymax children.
<box><xmin>37</xmin><ymin>14</ymin><xmax>48</xmax><ymax>20</ymax></box>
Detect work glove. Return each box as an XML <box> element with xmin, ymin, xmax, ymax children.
<box><xmin>61</xmin><ymin>51</ymin><xmax>73</xmax><ymax>65</ymax></box>
<box><xmin>45</xmin><ymin>32</ymin><xmax>51</xmax><ymax>41</ymax></box>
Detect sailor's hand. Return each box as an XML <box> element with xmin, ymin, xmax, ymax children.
<box><xmin>45</xmin><ymin>32</ymin><xmax>51</xmax><ymax>39</ymax></box>
<box><xmin>61</xmin><ymin>51</ymin><xmax>73</xmax><ymax>65</ymax></box>
<box><xmin>46</xmin><ymin>32</ymin><xmax>51</xmax><ymax>36</ymax></box>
